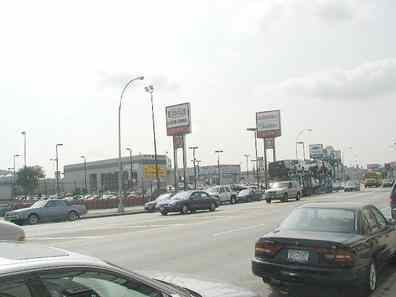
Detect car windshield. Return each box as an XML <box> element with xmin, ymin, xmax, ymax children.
<box><xmin>170</xmin><ymin>191</ymin><xmax>191</xmax><ymax>201</ymax></box>
<box><xmin>270</xmin><ymin>182</ymin><xmax>289</xmax><ymax>189</ymax></box>
<box><xmin>239</xmin><ymin>189</ymin><xmax>250</xmax><ymax>195</ymax></box>
<box><xmin>30</xmin><ymin>200</ymin><xmax>47</xmax><ymax>208</ymax></box>
<box><xmin>156</xmin><ymin>193</ymin><xmax>172</xmax><ymax>202</ymax></box>
<box><xmin>280</xmin><ymin>207</ymin><xmax>356</xmax><ymax>233</ymax></box>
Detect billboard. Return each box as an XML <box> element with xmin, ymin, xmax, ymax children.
<box><xmin>166</xmin><ymin>103</ymin><xmax>191</xmax><ymax>136</ymax></box>
<box><xmin>256</xmin><ymin>110</ymin><xmax>281</xmax><ymax>138</ymax></box>
<box><xmin>264</xmin><ymin>138</ymin><xmax>274</xmax><ymax>150</ymax></box>
<box><xmin>309</xmin><ymin>144</ymin><xmax>324</xmax><ymax>159</ymax></box>
<box><xmin>144</xmin><ymin>165</ymin><xmax>167</xmax><ymax>178</ymax></box>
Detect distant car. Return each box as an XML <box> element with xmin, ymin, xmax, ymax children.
<box><xmin>252</xmin><ymin>203</ymin><xmax>396</xmax><ymax>296</ymax></box>
<box><xmin>383</xmin><ymin>179</ymin><xmax>394</xmax><ymax>188</ymax></box>
<box><xmin>236</xmin><ymin>188</ymin><xmax>262</xmax><ymax>203</ymax></box>
<box><xmin>144</xmin><ymin>192</ymin><xmax>174</xmax><ymax>212</ymax></box>
<box><xmin>4</xmin><ymin>199</ymin><xmax>87</xmax><ymax>225</ymax></box>
<box><xmin>265</xmin><ymin>181</ymin><xmax>302</xmax><ymax>203</ymax></box>
<box><xmin>0</xmin><ymin>242</ymin><xmax>257</xmax><ymax>297</ymax></box>
<box><xmin>332</xmin><ymin>181</ymin><xmax>344</xmax><ymax>191</ymax></box>
<box><xmin>157</xmin><ymin>190</ymin><xmax>217</xmax><ymax>215</ymax></box>
<box><xmin>206</xmin><ymin>185</ymin><xmax>237</xmax><ymax>204</ymax></box>
<box><xmin>0</xmin><ymin>221</ymin><xmax>25</xmax><ymax>241</ymax></box>
<box><xmin>344</xmin><ymin>181</ymin><xmax>361</xmax><ymax>192</ymax></box>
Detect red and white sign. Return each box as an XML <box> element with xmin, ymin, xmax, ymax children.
<box><xmin>166</xmin><ymin>103</ymin><xmax>191</xmax><ymax>136</ymax></box>
<box><xmin>256</xmin><ymin>110</ymin><xmax>281</xmax><ymax>139</ymax></box>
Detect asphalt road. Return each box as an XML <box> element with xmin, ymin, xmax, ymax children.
<box><xmin>23</xmin><ymin>188</ymin><xmax>394</xmax><ymax>297</ymax></box>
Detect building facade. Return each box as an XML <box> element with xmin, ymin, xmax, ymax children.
<box><xmin>63</xmin><ymin>154</ymin><xmax>170</xmax><ymax>194</ymax></box>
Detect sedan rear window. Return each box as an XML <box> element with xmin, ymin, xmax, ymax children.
<box><xmin>280</xmin><ymin>207</ymin><xmax>356</xmax><ymax>233</ymax></box>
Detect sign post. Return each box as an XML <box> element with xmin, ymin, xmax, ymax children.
<box><xmin>166</xmin><ymin>103</ymin><xmax>191</xmax><ymax>191</ymax></box>
<box><xmin>256</xmin><ymin>110</ymin><xmax>282</xmax><ymax>189</ymax></box>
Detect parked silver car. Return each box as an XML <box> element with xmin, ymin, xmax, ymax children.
<box><xmin>206</xmin><ymin>185</ymin><xmax>237</xmax><ymax>204</ymax></box>
<box><xmin>4</xmin><ymin>199</ymin><xmax>87</xmax><ymax>225</ymax></box>
<box><xmin>0</xmin><ymin>242</ymin><xmax>257</xmax><ymax>297</ymax></box>
<box><xmin>265</xmin><ymin>180</ymin><xmax>302</xmax><ymax>203</ymax></box>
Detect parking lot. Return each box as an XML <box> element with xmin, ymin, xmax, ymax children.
<box><xmin>19</xmin><ymin>188</ymin><xmax>394</xmax><ymax>296</ymax></box>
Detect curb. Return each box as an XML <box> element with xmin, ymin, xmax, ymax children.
<box><xmin>81</xmin><ymin>209</ymin><xmax>147</xmax><ymax>220</ymax></box>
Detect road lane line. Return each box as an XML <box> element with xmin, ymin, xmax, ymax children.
<box><xmin>28</xmin><ymin>235</ymin><xmax>104</xmax><ymax>241</ymax></box>
<box><xmin>212</xmin><ymin>223</ymin><xmax>268</xmax><ymax>237</ymax></box>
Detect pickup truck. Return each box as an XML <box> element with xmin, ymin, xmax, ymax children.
<box><xmin>4</xmin><ymin>199</ymin><xmax>87</xmax><ymax>225</ymax></box>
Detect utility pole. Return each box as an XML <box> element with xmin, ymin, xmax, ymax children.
<box><xmin>189</xmin><ymin>146</ymin><xmax>198</xmax><ymax>189</ymax></box>
<box><xmin>215</xmin><ymin>150</ymin><xmax>223</xmax><ymax>185</ymax></box>
<box><xmin>145</xmin><ymin>85</ymin><xmax>161</xmax><ymax>193</ymax></box>
<box><xmin>126</xmin><ymin>148</ymin><xmax>134</xmax><ymax>191</ymax></box>
<box><xmin>55</xmin><ymin>144</ymin><xmax>63</xmax><ymax>197</ymax></box>
<box><xmin>80</xmin><ymin>155</ymin><xmax>87</xmax><ymax>193</ymax></box>
<box><xmin>244</xmin><ymin>154</ymin><xmax>250</xmax><ymax>182</ymax></box>
<box><xmin>21</xmin><ymin>131</ymin><xmax>26</xmax><ymax>168</ymax></box>
<box><xmin>247</xmin><ymin>128</ymin><xmax>260</xmax><ymax>188</ymax></box>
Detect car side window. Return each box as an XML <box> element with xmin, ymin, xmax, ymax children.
<box><xmin>362</xmin><ymin>208</ymin><xmax>379</xmax><ymax>233</ymax></box>
<box><xmin>39</xmin><ymin>270</ymin><xmax>166</xmax><ymax>297</ymax></box>
<box><xmin>0</xmin><ymin>279</ymin><xmax>32</xmax><ymax>297</ymax></box>
<box><xmin>219</xmin><ymin>187</ymin><xmax>225</xmax><ymax>193</ymax></box>
<box><xmin>200</xmin><ymin>192</ymin><xmax>210</xmax><ymax>199</ymax></box>
<box><xmin>46</xmin><ymin>201</ymin><xmax>57</xmax><ymax>207</ymax></box>
<box><xmin>225</xmin><ymin>187</ymin><xmax>230</xmax><ymax>193</ymax></box>
<box><xmin>370</xmin><ymin>207</ymin><xmax>387</xmax><ymax>228</ymax></box>
<box><xmin>190</xmin><ymin>192</ymin><xmax>200</xmax><ymax>200</ymax></box>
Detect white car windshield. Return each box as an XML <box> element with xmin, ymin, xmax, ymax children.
<box><xmin>270</xmin><ymin>182</ymin><xmax>289</xmax><ymax>189</ymax></box>
<box><xmin>30</xmin><ymin>200</ymin><xmax>47</xmax><ymax>208</ymax></box>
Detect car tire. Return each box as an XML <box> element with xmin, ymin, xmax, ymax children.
<box><xmin>296</xmin><ymin>192</ymin><xmax>301</xmax><ymax>201</ymax></box>
<box><xmin>266</xmin><ymin>198</ymin><xmax>271</xmax><ymax>204</ymax></box>
<box><xmin>68</xmin><ymin>211</ymin><xmax>79</xmax><ymax>221</ymax></box>
<box><xmin>28</xmin><ymin>214</ymin><xmax>39</xmax><ymax>225</ymax></box>
<box><xmin>358</xmin><ymin>260</ymin><xmax>377</xmax><ymax>297</ymax></box>
<box><xmin>230</xmin><ymin>196</ymin><xmax>236</xmax><ymax>204</ymax></box>
<box><xmin>282</xmin><ymin>193</ymin><xmax>288</xmax><ymax>203</ymax></box>
<box><xmin>160</xmin><ymin>209</ymin><xmax>168</xmax><ymax>216</ymax></box>
<box><xmin>209</xmin><ymin>202</ymin><xmax>216</xmax><ymax>212</ymax></box>
<box><xmin>181</xmin><ymin>205</ymin><xmax>189</xmax><ymax>215</ymax></box>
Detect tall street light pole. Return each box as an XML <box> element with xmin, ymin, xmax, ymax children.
<box><xmin>189</xmin><ymin>146</ymin><xmax>198</xmax><ymax>189</ymax></box>
<box><xmin>247</xmin><ymin>128</ymin><xmax>259</xmax><ymax>188</ymax></box>
<box><xmin>80</xmin><ymin>155</ymin><xmax>87</xmax><ymax>193</ymax></box>
<box><xmin>55</xmin><ymin>144</ymin><xmax>63</xmax><ymax>197</ymax></box>
<box><xmin>296</xmin><ymin>129</ymin><xmax>312</xmax><ymax>159</ymax></box>
<box><xmin>12</xmin><ymin>154</ymin><xmax>20</xmax><ymax>198</ymax></box>
<box><xmin>145</xmin><ymin>85</ymin><xmax>161</xmax><ymax>193</ymax></box>
<box><xmin>296</xmin><ymin>141</ymin><xmax>305</xmax><ymax>160</ymax></box>
<box><xmin>215</xmin><ymin>150</ymin><xmax>223</xmax><ymax>185</ymax></box>
<box><xmin>244</xmin><ymin>154</ymin><xmax>250</xmax><ymax>182</ymax></box>
<box><xmin>118</xmin><ymin>76</ymin><xmax>144</xmax><ymax>213</ymax></box>
<box><xmin>21</xmin><ymin>131</ymin><xmax>26</xmax><ymax>168</ymax></box>
<box><xmin>126</xmin><ymin>148</ymin><xmax>134</xmax><ymax>191</ymax></box>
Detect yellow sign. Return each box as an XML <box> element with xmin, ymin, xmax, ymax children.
<box><xmin>144</xmin><ymin>165</ymin><xmax>167</xmax><ymax>178</ymax></box>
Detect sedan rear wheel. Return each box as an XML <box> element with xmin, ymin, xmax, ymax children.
<box><xmin>368</xmin><ymin>262</ymin><xmax>377</xmax><ymax>293</ymax></box>
<box><xmin>28</xmin><ymin>214</ymin><xmax>39</xmax><ymax>225</ymax></box>
<box><xmin>160</xmin><ymin>209</ymin><xmax>168</xmax><ymax>216</ymax></box>
<box><xmin>230</xmin><ymin>196</ymin><xmax>236</xmax><ymax>204</ymax></box>
<box><xmin>68</xmin><ymin>211</ymin><xmax>79</xmax><ymax>221</ymax></box>
<box><xmin>209</xmin><ymin>202</ymin><xmax>216</xmax><ymax>212</ymax></box>
<box><xmin>296</xmin><ymin>192</ymin><xmax>301</xmax><ymax>201</ymax></box>
<box><xmin>358</xmin><ymin>261</ymin><xmax>377</xmax><ymax>297</ymax></box>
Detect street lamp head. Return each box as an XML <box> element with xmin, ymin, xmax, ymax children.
<box><xmin>307</xmin><ymin>129</ymin><xmax>313</xmax><ymax>132</ymax></box>
<box><xmin>189</xmin><ymin>146</ymin><xmax>199</xmax><ymax>150</ymax></box>
<box><xmin>126</xmin><ymin>147</ymin><xmax>132</xmax><ymax>152</ymax></box>
<box><xmin>56</xmin><ymin>143</ymin><xmax>63</xmax><ymax>147</ymax></box>
<box><xmin>144</xmin><ymin>85</ymin><xmax>154</xmax><ymax>93</ymax></box>
<box><xmin>80</xmin><ymin>155</ymin><xmax>86</xmax><ymax>159</ymax></box>
<box><xmin>21</xmin><ymin>131</ymin><xmax>26</xmax><ymax>135</ymax></box>
<box><xmin>14</xmin><ymin>154</ymin><xmax>21</xmax><ymax>157</ymax></box>
<box><xmin>215</xmin><ymin>150</ymin><xmax>224</xmax><ymax>153</ymax></box>
<box><xmin>246</xmin><ymin>128</ymin><xmax>257</xmax><ymax>132</ymax></box>
<box><xmin>137</xmin><ymin>76</ymin><xmax>144</xmax><ymax>80</ymax></box>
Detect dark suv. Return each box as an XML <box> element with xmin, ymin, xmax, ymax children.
<box><xmin>391</xmin><ymin>183</ymin><xmax>396</xmax><ymax>219</ymax></box>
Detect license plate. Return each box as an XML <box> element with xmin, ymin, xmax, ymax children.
<box><xmin>288</xmin><ymin>249</ymin><xmax>309</xmax><ymax>263</ymax></box>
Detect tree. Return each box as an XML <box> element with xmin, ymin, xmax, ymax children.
<box><xmin>16</xmin><ymin>166</ymin><xmax>45</xmax><ymax>195</ymax></box>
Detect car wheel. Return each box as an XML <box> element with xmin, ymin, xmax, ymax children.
<box><xmin>266</xmin><ymin>198</ymin><xmax>271</xmax><ymax>204</ymax></box>
<box><xmin>358</xmin><ymin>261</ymin><xmax>377</xmax><ymax>297</ymax></box>
<box><xmin>230</xmin><ymin>196</ymin><xmax>236</xmax><ymax>204</ymax></box>
<box><xmin>296</xmin><ymin>192</ymin><xmax>301</xmax><ymax>201</ymax></box>
<box><xmin>282</xmin><ymin>193</ymin><xmax>288</xmax><ymax>203</ymax></box>
<box><xmin>181</xmin><ymin>205</ymin><xmax>189</xmax><ymax>215</ymax></box>
<box><xmin>209</xmin><ymin>202</ymin><xmax>216</xmax><ymax>212</ymax></box>
<box><xmin>68</xmin><ymin>211</ymin><xmax>79</xmax><ymax>221</ymax></box>
<box><xmin>160</xmin><ymin>209</ymin><xmax>168</xmax><ymax>216</ymax></box>
<box><xmin>28</xmin><ymin>214</ymin><xmax>39</xmax><ymax>225</ymax></box>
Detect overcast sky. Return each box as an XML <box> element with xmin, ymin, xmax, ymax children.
<box><xmin>1</xmin><ymin>0</ymin><xmax>396</xmax><ymax>176</ymax></box>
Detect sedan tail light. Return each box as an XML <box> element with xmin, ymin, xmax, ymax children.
<box><xmin>255</xmin><ymin>240</ymin><xmax>282</xmax><ymax>258</ymax></box>
<box><xmin>321</xmin><ymin>248</ymin><xmax>354</xmax><ymax>267</ymax></box>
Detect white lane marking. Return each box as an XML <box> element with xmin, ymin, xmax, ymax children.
<box><xmin>213</xmin><ymin>223</ymin><xmax>268</xmax><ymax>237</ymax></box>
<box><xmin>28</xmin><ymin>236</ymin><xmax>104</xmax><ymax>241</ymax></box>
